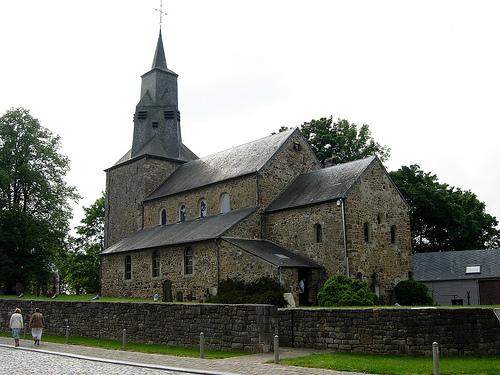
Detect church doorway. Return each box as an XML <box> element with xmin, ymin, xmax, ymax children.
<box><xmin>162</xmin><ymin>280</ymin><xmax>173</xmax><ymax>302</ymax></box>
<box><xmin>298</xmin><ymin>269</ymin><xmax>310</xmax><ymax>306</ymax></box>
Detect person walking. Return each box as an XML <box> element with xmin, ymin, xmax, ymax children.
<box><xmin>9</xmin><ymin>308</ymin><xmax>23</xmax><ymax>347</ymax></box>
<box><xmin>29</xmin><ymin>308</ymin><xmax>45</xmax><ymax>346</ymax></box>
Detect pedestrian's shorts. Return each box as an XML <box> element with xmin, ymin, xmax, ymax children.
<box><xmin>11</xmin><ymin>328</ymin><xmax>21</xmax><ymax>339</ymax></box>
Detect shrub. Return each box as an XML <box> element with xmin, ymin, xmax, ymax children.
<box><xmin>207</xmin><ymin>277</ymin><xmax>287</xmax><ymax>307</ymax></box>
<box><xmin>317</xmin><ymin>275</ymin><xmax>377</xmax><ymax>307</ymax></box>
<box><xmin>394</xmin><ymin>280</ymin><xmax>433</xmax><ymax>306</ymax></box>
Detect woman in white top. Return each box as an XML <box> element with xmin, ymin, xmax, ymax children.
<box><xmin>9</xmin><ymin>308</ymin><xmax>24</xmax><ymax>347</ymax></box>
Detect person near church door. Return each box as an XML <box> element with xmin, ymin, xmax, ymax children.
<box><xmin>9</xmin><ymin>308</ymin><xmax>23</xmax><ymax>347</ymax></box>
<box><xmin>298</xmin><ymin>278</ymin><xmax>306</xmax><ymax>305</ymax></box>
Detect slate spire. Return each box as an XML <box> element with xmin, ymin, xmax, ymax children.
<box><xmin>151</xmin><ymin>30</ymin><xmax>168</xmax><ymax>70</ymax></box>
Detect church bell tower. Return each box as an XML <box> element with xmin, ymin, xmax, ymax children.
<box><xmin>104</xmin><ymin>30</ymin><xmax>197</xmax><ymax>248</ymax></box>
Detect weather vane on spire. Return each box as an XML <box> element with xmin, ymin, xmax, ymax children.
<box><xmin>154</xmin><ymin>0</ymin><xmax>167</xmax><ymax>29</ymax></box>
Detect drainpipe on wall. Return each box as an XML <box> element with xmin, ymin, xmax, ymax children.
<box><xmin>340</xmin><ymin>198</ymin><xmax>349</xmax><ymax>277</ymax></box>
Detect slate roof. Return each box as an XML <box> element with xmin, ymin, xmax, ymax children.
<box><xmin>222</xmin><ymin>238</ymin><xmax>320</xmax><ymax>268</ymax></box>
<box><xmin>413</xmin><ymin>249</ymin><xmax>500</xmax><ymax>282</ymax></box>
<box><xmin>111</xmin><ymin>139</ymin><xmax>198</xmax><ymax>169</ymax></box>
<box><xmin>266</xmin><ymin>156</ymin><xmax>377</xmax><ymax>212</ymax></box>
<box><xmin>145</xmin><ymin>128</ymin><xmax>298</xmax><ymax>201</ymax></box>
<box><xmin>101</xmin><ymin>207</ymin><xmax>256</xmax><ymax>255</ymax></box>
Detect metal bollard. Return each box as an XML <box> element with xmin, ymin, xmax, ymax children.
<box><xmin>274</xmin><ymin>334</ymin><xmax>279</xmax><ymax>364</ymax></box>
<box><xmin>122</xmin><ymin>329</ymin><xmax>127</xmax><ymax>351</ymax></box>
<box><xmin>65</xmin><ymin>326</ymin><xmax>70</xmax><ymax>344</ymax></box>
<box><xmin>200</xmin><ymin>332</ymin><xmax>205</xmax><ymax>358</ymax></box>
<box><xmin>432</xmin><ymin>342</ymin><xmax>440</xmax><ymax>375</ymax></box>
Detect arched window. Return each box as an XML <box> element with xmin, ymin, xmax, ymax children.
<box><xmin>160</xmin><ymin>208</ymin><xmax>167</xmax><ymax>225</ymax></box>
<box><xmin>124</xmin><ymin>255</ymin><xmax>132</xmax><ymax>280</ymax></box>
<box><xmin>220</xmin><ymin>193</ymin><xmax>230</xmax><ymax>213</ymax></box>
<box><xmin>178</xmin><ymin>204</ymin><xmax>187</xmax><ymax>222</ymax></box>
<box><xmin>363</xmin><ymin>222</ymin><xmax>370</xmax><ymax>243</ymax></box>
<box><xmin>152</xmin><ymin>250</ymin><xmax>160</xmax><ymax>277</ymax></box>
<box><xmin>184</xmin><ymin>247</ymin><xmax>193</xmax><ymax>275</ymax></box>
<box><xmin>199</xmin><ymin>199</ymin><xmax>208</xmax><ymax>218</ymax></box>
<box><xmin>314</xmin><ymin>223</ymin><xmax>322</xmax><ymax>243</ymax></box>
<box><xmin>390</xmin><ymin>225</ymin><xmax>397</xmax><ymax>244</ymax></box>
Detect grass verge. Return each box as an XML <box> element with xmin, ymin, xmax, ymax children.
<box><xmin>0</xmin><ymin>294</ymin><xmax>163</xmax><ymax>303</ymax></box>
<box><xmin>282</xmin><ymin>352</ymin><xmax>500</xmax><ymax>375</ymax></box>
<box><xmin>0</xmin><ymin>331</ymin><xmax>247</xmax><ymax>359</ymax></box>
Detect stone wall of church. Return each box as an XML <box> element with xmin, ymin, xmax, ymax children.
<box><xmin>218</xmin><ymin>241</ymin><xmax>277</xmax><ymax>283</ymax></box>
<box><xmin>104</xmin><ymin>157</ymin><xmax>180</xmax><ymax>248</ymax></box>
<box><xmin>344</xmin><ymin>160</ymin><xmax>412</xmax><ymax>298</ymax></box>
<box><xmin>258</xmin><ymin>131</ymin><xmax>319</xmax><ymax>209</ymax></box>
<box><xmin>265</xmin><ymin>202</ymin><xmax>346</xmax><ymax>276</ymax></box>
<box><xmin>142</xmin><ymin>175</ymin><xmax>257</xmax><ymax>227</ymax></box>
<box><xmin>222</xmin><ymin>211</ymin><xmax>261</xmax><ymax>239</ymax></box>
<box><xmin>101</xmin><ymin>241</ymin><xmax>218</xmax><ymax>301</ymax></box>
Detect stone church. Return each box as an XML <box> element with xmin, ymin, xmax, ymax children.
<box><xmin>101</xmin><ymin>31</ymin><xmax>412</xmax><ymax>305</ymax></box>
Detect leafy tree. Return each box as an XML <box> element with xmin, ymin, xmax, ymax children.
<box><xmin>0</xmin><ymin>108</ymin><xmax>79</xmax><ymax>294</ymax></box>
<box><xmin>59</xmin><ymin>193</ymin><xmax>104</xmax><ymax>294</ymax></box>
<box><xmin>394</xmin><ymin>280</ymin><xmax>433</xmax><ymax>306</ymax></box>
<box><xmin>278</xmin><ymin>117</ymin><xmax>390</xmax><ymax>165</ymax></box>
<box><xmin>390</xmin><ymin>165</ymin><xmax>500</xmax><ymax>252</ymax></box>
<box><xmin>317</xmin><ymin>275</ymin><xmax>377</xmax><ymax>306</ymax></box>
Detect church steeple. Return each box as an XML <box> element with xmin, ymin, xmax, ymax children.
<box><xmin>130</xmin><ymin>31</ymin><xmax>192</xmax><ymax>161</ymax></box>
<box><xmin>151</xmin><ymin>31</ymin><xmax>168</xmax><ymax>70</ymax></box>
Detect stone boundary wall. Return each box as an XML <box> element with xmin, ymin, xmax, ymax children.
<box><xmin>0</xmin><ymin>300</ymin><xmax>276</xmax><ymax>352</ymax></box>
<box><xmin>1</xmin><ymin>300</ymin><xmax>499</xmax><ymax>355</ymax></box>
<box><xmin>277</xmin><ymin>308</ymin><xmax>500</xmax><ymax>356</ymax></box>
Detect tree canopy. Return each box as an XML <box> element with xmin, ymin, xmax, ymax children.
<box><xmin>58</xmin><ymin>193</ymin><xmax>104</xmax><ymax>294</ymax></box>
<box><xmin>390</xmin><ymin>165</ymin><xmax>500</xmax><ymax>252</ymax></box>
<box><xmin>278</xmin><ymin>116</ymin><xmax>390</xmax><ymax>165</ymax></box>
<box><xmin>0</xmin><ymin>108</ymin><xmax>79</xmax><ymax>294</ymax></box>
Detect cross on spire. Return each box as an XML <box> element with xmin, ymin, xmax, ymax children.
<box><xmin>154</xmin><ymin>0</ymin><xmax>167</xmax><ymax>29</ymax></box>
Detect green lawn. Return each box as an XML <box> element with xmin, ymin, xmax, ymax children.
<box><xmin>282</xmin><ymin>352</ymin><xmax>500</xmax><ymax>375</ymax></box>
<box><xmin>0</xmin><ymin>294</ymin><xmax>163</xmax><ymax>303</ymax></box>
<box><xmin>0</xmin><ymin>331</ymin><xmax>246</xmax><ymax>359</ymax></box>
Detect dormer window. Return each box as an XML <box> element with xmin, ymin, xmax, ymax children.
<box><xmin>137</xmin><ymin>111</ymin><xmax>147</xmax><ymax>120</ymax></box>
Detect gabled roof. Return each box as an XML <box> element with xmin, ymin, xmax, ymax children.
<box><xmin>266</xmin><ymin>156</ymin><xmax>377</xmax><ymax>212</ymax></box>
<box><xmin>222</xmin><ymin>238</ymin><xmax>320</xmax><ymax>268</ymax></box>
<box><xmin>101</xmin><ymin>207</ymin><xmax>256</xmax><ymax>255</ymax></box>
<box><xmin>413</xmin><ymin>249</ymin><xmax>500</xmax><ymax>282</ymax></box>
<box><xmin>145</xmin><ymin>128</ymin><xmax>298</xmax><ymax>201</ymax></box>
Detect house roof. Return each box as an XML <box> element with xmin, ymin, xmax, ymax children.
<box><xmin>144</xmin><ymin>128</ymin><xmax>298</xmax><ymax>201</ymax></box>
<box><xmin>101</xmin><ymin>207</ymin><xmax>256</xmax><ymax>255</ymax></box>
<box><xmin>266</xmin><ymin>156</ymin><xmax>377</xmax><ymax>212</ymax></box>
<box><xmin>413</xmin><ymin>249</ymin><xmax>500</xmax><ymax>282</ymax></box>
<box><xmin>222</xmin><ymin>238</ymin><xmax>320</xmax><ymax>268</ymax></box>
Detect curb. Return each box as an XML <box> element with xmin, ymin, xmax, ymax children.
<box><xmin>0</xmin><ymin>343</ymin><xmax>240</xmax><ymax>375</ymax></box>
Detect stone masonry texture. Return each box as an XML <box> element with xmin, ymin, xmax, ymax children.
<box><xmin>1</xmin><ymin>300</ymin><xmax>500</xmax><ymax>356</ymax></box>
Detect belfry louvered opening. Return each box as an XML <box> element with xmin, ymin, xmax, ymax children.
<box><xmin>137</xmin><ymin>111</ymin><xmax>148</xmax><ymax>120</ymax></box>
<box><xmin>164</xmin><ymin>110</ymin><xmax>181</xmax><ymax>121</ymax></box>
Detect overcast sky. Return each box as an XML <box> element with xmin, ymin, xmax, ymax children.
<box><xmin>1</xmin><ymin>0</ymin><xmax>499</xmax><ymax>230</ymax></box>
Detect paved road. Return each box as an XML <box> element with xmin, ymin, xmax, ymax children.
<box><xmin>0</xmin><ymin>346</ymin><xmax>196</xmax><ymax>374</ymax></box>
<box><xmin>0</xmin><ymin>337</ymin><xmax>363</xmax><ymax>375</ymax></box>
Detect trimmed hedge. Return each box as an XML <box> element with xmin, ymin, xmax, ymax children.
<box><xmin>317</xmin><ymin>275</ymin><xmax>377</xmax><ymax>306</ymax></box>
<box><xmin>207</xmin><ymin>277</ymin><xmax>287</xmax><ymax>307</ymax></box>
<box><xmin>394</xmin><ymin>280</ymin><xmax>433</xmax><ymax>306</ymax></box>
